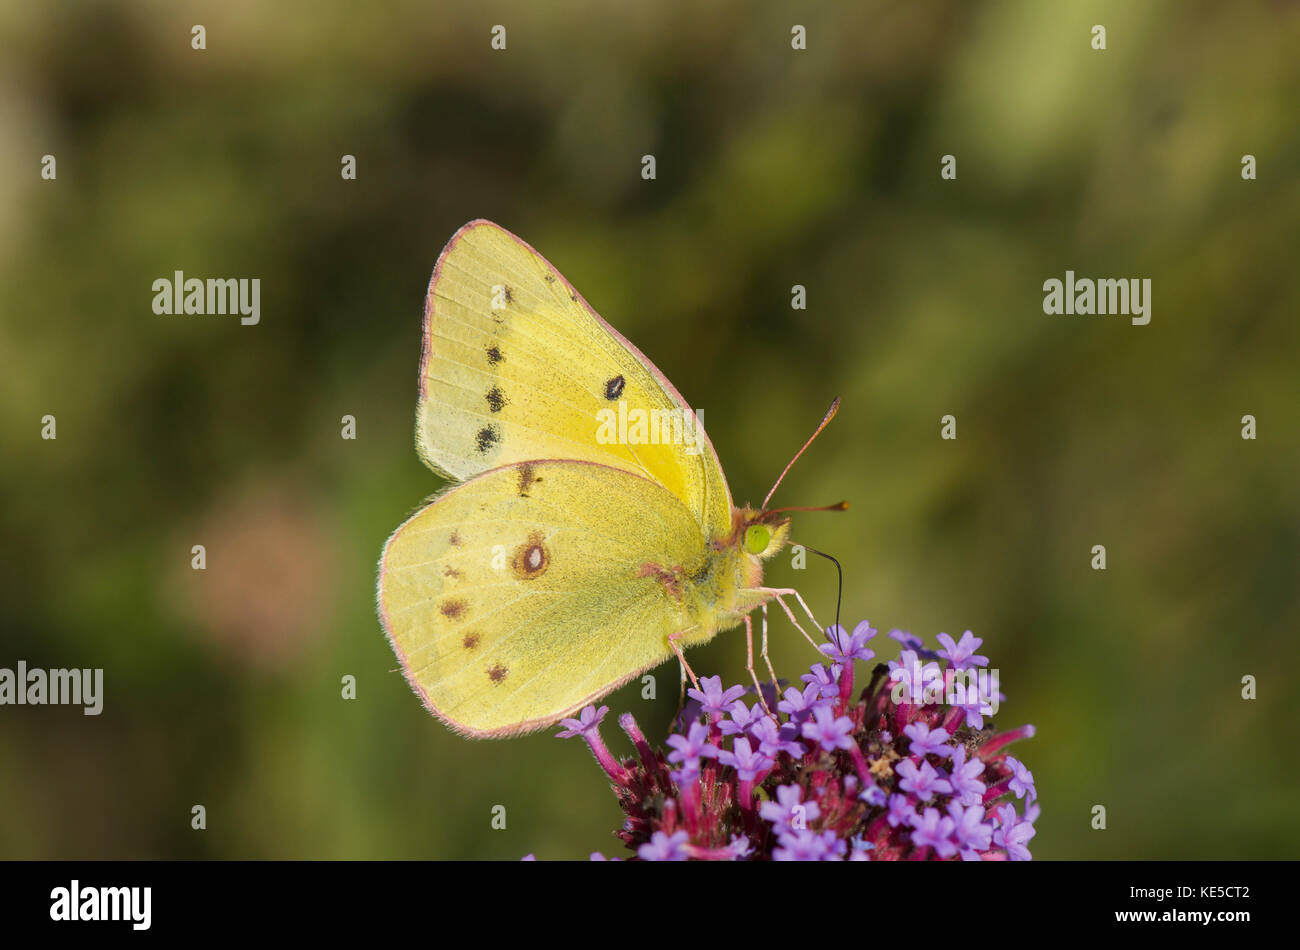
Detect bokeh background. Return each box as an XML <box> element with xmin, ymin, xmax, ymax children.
<box><xmin>1</xmin><ymin>1</ymin><xmax>1297</xmax><ymax>860</ymax></box>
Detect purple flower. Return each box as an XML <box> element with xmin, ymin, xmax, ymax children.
<box><xmin>665</xmin><ymin>721</ymin><xmax>719</xmax><ymax>764</ymax></box>
<box><xmin>687</xmin><ymin>676</ymin><xmax>747</xmax><ymax>717</ymax></box>
<box><xmin>750</xmin><ymin>714</ymin><xmax>805</xmax><ymax>758</ymax></box>
<box><xmin>954</xmin><ymin>689</ymin><xmax>995</xmax><ymax>730</ymax></box>
<box><xmin>777</xmin><ymin>682</ymin><xmax>823</xmax><ymax>723</ymax></box>
<box><xmin>936</xmin><ymin>631</ymin><xmax>989</xmax><ymax>670</ymax></box>
<box><xmin>903</xmin><ymin>721</ymin><xmax>952</xmax><ymax>759</ymax></box>
<box><xmin>773</xmin><ymin>829</ymin><xmax>846</xmax><ymax>861</ymax></box>
<box><xmin>946</xmin><ymin>745</ymin><xmax>987</xmax><ymax>806</ymax></box>
<box><xmin>718</xmin><ymin>700</ymin><xmax>767</xmax><ymax>737</ymax></box>
<box><xmin>674</xmin><ymin>696</ymin><xmax>705</xmax><ymax>730</ymax></box>
<box><xmin>993</xmin><ymin>804</ymin><xmax>1036</xmax><ymax>861</ymax></box>
<box><xmin>727</xmin><ymin>835</ymin><xmax>754</xmax><ymax>860</ymax></box>
<box><xmin>886</xmin><ymin>793</ymin><xmax>916</xmax><ymax>828</ymax></box>
<box><xmin>555</xmin><ymin>620</ymin><xmax>1038</xmax><ymax>862</ymax></box>
<box><xmin>849</xmin><ymin>835</ymin><xmax>875</xmax><ymax>861</ymax></box>
<box><xmin>895</xmin><ymin>759</ymin><xmax>953</xmax><ymax>802</ymax></box>
<box><xmin>948</xmin><ymin>801</ymin><xmax>993</xmax><ymax>858</ymax></box>
<box><xmin>717</xmin><ymin>737</ymin><xmax>774</xmax><ymax>782</ymax></box>
<box><xmin>820</xmin><ymin>620</ymin><xmax>877</xmax><ymax>664</ymax></box>
<box><xmin>889</xmin><ymin>629</ymin><xmax>923</xmax><ymax>650</ymax></box>
<box><xmin>638</xmin><ymin>830</ymin><xmax>690</xmax><ymax>861</ymax></box>
<box><xmin>1006</xmin><ymin>755</ymin><xmax>1037</xmax><ymax>803</ymax></box>
<box><xmin>800</xmin><ymin>663</ymin><xmax>842</xmax><ymax>700</ymax></box>
<box><xmin>889</xmin><ymin>629</ymin><xmax>941</xmax><ymax>659</ymax></box>
<box><xmin>670</xmin><ymin>760</ymin><xmax>701</xmax><ymax>787</ymax></box>
<box><xmin>759</xmin><ymin>783</ymin><xmax>822</xmax><ymax>831</ymax></box>
<box><xmin>888</xmin><ymin>651</ymin><xmax>942</xmax><ymax>704</ymax></box>
<box><xmin>555</xmin><ymin>705</ymin><xmax>609</xmax><ymax>739</ymax></box>
<box><xmin>909</xmin><ymin>807</ymin><xmax>958</xmax><ymax>858</ymax></box>
<box><xmin>800</xmin><ymin>705</ymin><xmax>856</xmax><ymax>753</ymax></box>
<box><xmin>859</xmin><ymin>782</ymin><xmax>888</xmax><ymax>808</ymax></box>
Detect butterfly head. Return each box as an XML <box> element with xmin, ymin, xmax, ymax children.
<box><xmin>740</xmin><ymin>509</ymin><xmax>792</xmax><ymax>561</ymax></box>
<box><xmin>734</xmin><ymin>397</ymin><xmax>847</xmax><ymax>567</ymax></box>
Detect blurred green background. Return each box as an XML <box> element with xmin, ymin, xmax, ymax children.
<box><xmin>1</xmin><ymin>1</ymin><xmax>1297</xmax><ymax>860</ymax></box>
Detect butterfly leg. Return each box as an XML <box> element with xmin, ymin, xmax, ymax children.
<box><xmin>754</xmin><ymin>587</ymin><xmax>823</xmax><ymax>654</ymax></box>
<box><xmin>674</xmin><ymin>659</ymin><xmax>688</xmax><ymax>725</ymax></box>
<box><xmin>743</xmin><ymin>614</ymin><xmax>773</xmax><ymax>715</ymax></box>
<box><xmin>759</xmin><ymin>603</ymin><xmax>780</xmax><ymax>693</ymax></box>
<box><xmin>667</xmin><ymin>628</ymin><xmax>701</xmax><ymax>690</ymax></box>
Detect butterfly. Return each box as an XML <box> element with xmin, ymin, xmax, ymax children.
<box><xmin>377</xmin><ymin>220</ymin><xmax>842</xmax><ymax>737</ymax></box>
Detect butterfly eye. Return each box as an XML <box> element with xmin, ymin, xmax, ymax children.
<box><xmin>744</xmin><ymin>524</ymin><xmax>771</xmax><ymax>555</ymax></box>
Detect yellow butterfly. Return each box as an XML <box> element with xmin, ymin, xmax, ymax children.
<box><xmin>378</xmin><ymin>220</ymin><xmax>841</xmax><ymax>737</ymax></box>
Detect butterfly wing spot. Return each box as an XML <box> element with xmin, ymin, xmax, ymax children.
<box><xmin>485</xmin><ymin>386</ymin><xmax>508</xmax><ymax>413</ymax></box>
<box><xmin>604</xmin><ymin>374</ymin><xmax>626</xmax><ymax>400</ymax></box>
<box><xmin>502</xmin><ymin>285</ymin><xmax>514</xmax><ymax>304</ymax></box>
<box><xmin>488</xmin><ymin>663</ymin><xmax>508</xmax><ymax>684</ymax></box>
<box><xmin>485</xmin><ymin>344</ymin><xmax>504</xmax><ymax>366</ymax></box>
<box><xmin>463</xmin><ymin>633</ymin><xmax>480</xmax><ymax>650</ymax></box>
<box><xmin>569</xmin><ymin>293</ymin><xmax>578</xmax><ymax>302</ymax></box>
<box><xmin>449</xmin><ymin>530</ymin><xmax>463</xmax><ymax>547</ymax></box>
<box><xmin>443</xmin><ymin>566</ymin><xmax>462</xmax><ymax>578</ymax></box>
<box><xmin>475</xmin><ymin>425</ymin><xmax>501</xmax><ymax>454</ymax></box>
<box><xmin>639</xmin><ymin>562</ymin><xmax>684</xmax><ymax>602</ymax></box>
<box><xmin>543</xmin><ymin>274</ymin><xmax>555</xmax><ymax>284</ymax></box>
<box><xmin>512</xmin><ymin>532</ymin><xmax>551</xmax><ymax>579</ymax></box>
<box><xmin>440</xmin><ymin>598</ymin><xmax>467</xmax><ymax>619</ymax></box>
<box><xmin>517</xmin><ymin>463</ymin><xmax>541</xmax><ymax>497</ymax></box>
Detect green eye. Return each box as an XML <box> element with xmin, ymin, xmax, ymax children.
<box><xmin>744</xmin><ymin>524</ymin><xmax>771</xmax><ymax>555</ymax></box>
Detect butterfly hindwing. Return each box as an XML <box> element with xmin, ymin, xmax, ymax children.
<box><xmin>416</xmin><ymin>220</ymin><xmax>733</xmax><ymax>538</ymax></box>
<box><xmin>378</xmin><ymin>459</ymin><xmax>713</xmax><ymax>737</ymax></box>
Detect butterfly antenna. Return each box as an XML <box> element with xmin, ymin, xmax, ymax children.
<box><xmin>762</xmin><ymin>397</ymin><xmax>841</xmax><ymax>510</ymax></box>
<box><xmin>766</xmin><ymin>501</ymin><xmax>850</xmax><ymax>514</ymax></box>
<box><xmin>802</xmin><ymin>544</ymin><xmax>842</xmax><ymax>633</ymax></box>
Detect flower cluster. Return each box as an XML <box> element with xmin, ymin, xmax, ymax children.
<box><xmin>553</xmin><ymin>622</ymin><xmax>1038</xmax><ymax>860</ymax></box>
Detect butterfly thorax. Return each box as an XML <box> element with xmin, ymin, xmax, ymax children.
<box><xmin>645</xmin><ymin>506</ymin><xmax>790</xmax><ymax>648</ymax></box>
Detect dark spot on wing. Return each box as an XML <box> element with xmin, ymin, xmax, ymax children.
<box><xmin>476</xmin><ymin>425</ymin><xmax>500</xmax><ymax>454</ymax></box>
<box><xmin>485</xmin><ymin>344</ymin><xmax>503</xmax><ymax>366</ymax></box>
<box><xmin>488</xmin><ymin>664</ymin><xmax>508</xmax><ymax>684</ymax></box>
<box><xmin>449</xmin><ymin>530</ymin><xmax>463</xmax><ymax>547</ymax></box>
<box><xmin>569</xmin><ymin>292</ymin><xmax>578</xmax><ymax>302</ymax></box>
<box><xmin>517</xmin><ymin>463</ymin><xmax>541</xmax><ymax>497</ymax></box>
<box><xmin>543</xmin><ymin>274</ymin><xmax>555</xmax><ymax>284</ymax></box>
<box><xmin>444</xmin><ymin>566</ymin><xmax>463</xmax><ymax>578</ymax></box>
<box><xmin>440</xmin><ymin>599</ymin><xmax>467</xmax><ymax>619</ymax></box>
<box><xmin>502</xmin><ymin>285</ymin><xmax>514</xmax><ymax>304</ymax></box>
<box><xmin>512</xmin><ymin>532</ymin><xmax>550</xmax><ymax>579</ymax></box>
<box><xmin>486</xmin><ymin>386</ymin><xmax>508</xmax><ymax>413</ymax></box>
<box><xmin>463</xmin><ymin>633</ymin><xmax>480</xmax><ymax>650</ymax></box>
<box><xmin>604</xmin><ymin>375</ymin><xmax>625</xmax><ymax>400</ymax></box>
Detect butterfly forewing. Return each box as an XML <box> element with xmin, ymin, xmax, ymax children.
<box><xmin>416</xmin><ymin>220</ymin><xmax>733</xmax><ymax>539</ymax></box>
